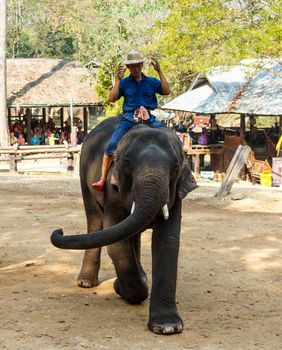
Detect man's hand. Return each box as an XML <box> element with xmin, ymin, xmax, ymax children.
<box><xmin>117</xmin><ymin>63</ymin><xmax>126</xmax><ymax>80</ymax></box>
<box><xmin>150</xmin><ymin>57</ymin><xmax>161</xmax><ymax>73</ymax></box>
<box><xmin>150</xmin><ymin>56</ymin><xmax>171</xmax><ymax>95</ymax></box>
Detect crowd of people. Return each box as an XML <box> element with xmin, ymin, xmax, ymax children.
<box><xmin>9</xmin><ymin>117</ymin><xmax>86</xmax><ymax>147</ymax></box>
<box><xmin>9</xmin><ymin>115</ymin><xmax>223</xmax><ymax>148</ymax></box>
<box><xmin>169</xmin><ymin>119</ymin><xmax>224</xmax><ymax>146</ymax></box>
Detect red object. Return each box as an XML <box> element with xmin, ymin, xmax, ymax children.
<box><xmin>194</xmin><ymin>115</ymin><xmax>209</xmax><ymax>125</ymax></box>
<box><xmin>92</xmin><ymin>180</ymin><xmax>106</xmax><ymax>192</ymax></box>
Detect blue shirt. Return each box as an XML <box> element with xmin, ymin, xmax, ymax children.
<box><xmin>118</xmin><ymin>74</ymin><xmax>163</xmax><ymax>114</ymax></box>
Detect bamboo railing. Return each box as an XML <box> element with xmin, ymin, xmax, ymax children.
<box><xmin>0</xmin><ymin>144</ymin><xmax>81</xmax><ymax>172</ymax></box>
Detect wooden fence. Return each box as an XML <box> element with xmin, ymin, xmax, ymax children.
<box><xmin>0</xmin><ymin>144</ymin><xmax>81</xmax><ymax>173</ymax></box>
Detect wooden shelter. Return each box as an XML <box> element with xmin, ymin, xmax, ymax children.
<box><xmin>6</xmin><ymin>58</ymin><xmax>103</xmax><ymax>143</ymax></box>
<box><xmin>163</xmin><ymin>59</ymin><xmax>282</xmax><ymax>183</ymax></box>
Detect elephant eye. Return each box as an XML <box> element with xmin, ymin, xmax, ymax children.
<box><xmin>123</xmin><ymin>157</ymin><xmax>130</xmax><ymax>166</ymax></box>
<box><xmin>173</xmin><ymin>164</ymin><xmax>179</xmax><ymax>172</ymax></box>
<box><xmin>171</xmin><ymin>164</ymin><xmax>180</xmax><ymax>177</ymax></box>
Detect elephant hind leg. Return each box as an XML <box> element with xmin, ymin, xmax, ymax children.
<box><xmin>77</xmin><ymin>248</ymin><xmax>101</xmax><ymax>288</ymax></box>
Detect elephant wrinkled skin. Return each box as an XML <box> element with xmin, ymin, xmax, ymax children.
<box><xmin>51</xmin><ymin>116</ymin><xmax>197</xmax><ymax>334</ymax></box>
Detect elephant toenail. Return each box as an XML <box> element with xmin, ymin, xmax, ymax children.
<box><xmin>162</xmin><ymin>325</ymin><xmax>175</xmax><ymax>334</ymax></box>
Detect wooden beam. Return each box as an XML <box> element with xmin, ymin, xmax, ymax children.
<box><xmin>194</xmin><ymin>154</ymin><xmax>200</xmax><ymax>177</ymax></box>
<box><xmin>215</xmin><ymin>145</ymin><xmax>251</xmax><ymax>199</ymax></box>
<box><xmin>8</xmin><ymin>108</ymin><xmax>11</xmax><ymax>128</ymax></box>
<box><xmin>42</xmin><ymin>108</ymin><xmax>46</xmax><ymax>131</ymax></box>
<box><xmin>83</xmin><ymin>107</ymin><xmax>89</xmax><ymax>135</ymax></box>
<box><xmin>240</xmin><ymin>114</ymin><xmax>245</xmax><ymax>144</ymax></box>
<box><xmin>60</xmin><ymin>107</ymin><xmax>64</xmax><ymax>131</ymax></box>
<box><xmin>26</xmin><ymin>108</ymin><xmax>32</xmax><ymax>144</ymax></box>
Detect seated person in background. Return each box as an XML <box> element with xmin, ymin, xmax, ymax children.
<box><xmin>59</xmin><ymin>132</ymin><xmax>68</xmax><ymax>146</ymax></box>
<box><xmin>48</xmin><ymin>132</ymin><xmax>58</xmax><ymax>146</ymax></box>
<box><xmin>55</xmin><ymin>129</ymin><xmax>61</xmax><ymax>144</ymax></box>
<box><xmin>10</xmin><ymin>132</ymin><xmax>18</xmax><ymax>146</ymax></box>
<box><xmin>30</xmin><ymin>132</ymin><xmax>40</xmax><ymax>145</ymax></box>
<box><xmin>187</xmin><ymin>126</ymin><xmax>196</xmax><ymax>142</ymax></box>
<box><xmin>77</xmin><ymin>126</ymin><xmax>85</xmax><ymax>144</ymax></box>
<box><xmin>47</xmin><ymin>117</ymin><xmax>56</xmax><ymax>131</ymax></box>
<box><xmin>42</xmin><ymin>131</ymin><xmax>49</xmax><ymax>145</ymax></box>
<box><xmin>17</xmin><ymin>133</ymin><xmax>26</xmax><ymax>146</ymax></box>
<box><xmin>198</xmin><ymin>128</ymin><xmax>208</xmax><ymax>145</ymax></box>
<box><xmin>63</xmin><ymin>120</ymin><xmax>71</xmax><ymax>134</ymax></box>
<box><xmin>274</xmin><ymin>122</ymin><xmax>280</xmax><ymax>134</ymax></box>
<box><xmin>175</xmin><ymin>120</ymin><xmax>187</xmax><ymax>133</ymax></box>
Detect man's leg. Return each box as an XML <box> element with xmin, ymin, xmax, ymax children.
<box><xmin>147</xmin><ymin>119</ymin><xmax>167</xmax><ymax>129</ymax></box>
<box><xmin>92</xmin><ymin>119</ymin><xmax>135</xmax><ymax>192</ymax></box>
<box><xmin>92</xmin><ymin>154</ymin><xmax>112</xmax><ymax>191</ymax></box>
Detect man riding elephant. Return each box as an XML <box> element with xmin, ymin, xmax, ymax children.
<box><xmin>92</xmin><ymin>50</ymin><xmax>171</xmax><ymax>192</ymax></box>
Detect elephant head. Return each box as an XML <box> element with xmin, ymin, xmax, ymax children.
<box><xmin>51</xmin><ymin>125</ymin><xmax>197</xmax><ymax>249</ymax></box>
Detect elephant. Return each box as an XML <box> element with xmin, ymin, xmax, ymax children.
<box><xmin>51</xmin><ymin>115</ymin><xmax>197</xmax><ymax>335</ymax></box>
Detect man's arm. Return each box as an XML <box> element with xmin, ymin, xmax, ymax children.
<box><xmin>151</xmin><ymin>58</ymin><xmax>171</xmax><ymax>95</ymax></box>
<box><xmin>108</xmin><ymin>64</ymin><xmax>126</xmax><ymax>102</ymax></box>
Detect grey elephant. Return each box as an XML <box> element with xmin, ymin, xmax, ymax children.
<box><xmin>51</xmin><ymin>116</ymin><xmax>197</xmax><ymax>334</ymax></box>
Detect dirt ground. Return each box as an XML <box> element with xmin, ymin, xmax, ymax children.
<box><xmin>0</xmin><ymin>173</ymin><xmax>281</xmax><ymax>350</ymax></box>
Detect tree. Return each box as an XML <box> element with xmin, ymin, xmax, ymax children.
<box><xmin>6</xmin><ymin>0</ymin><xmax>169</xmax><ymax>114</ymax></box>
<box><xmin>149</xmin><ymin>0</ymin><xmax>282</xmax><ymax>95</ymax></box>
<box><xmin>7</xmin><ymin>0</ymin><xmax>79</xmax><ymax>58</ymax></box>
<box><xmin>79</xmin><ymin>0</ymin><xmax>169</xmax><ymax>115</ymax></box>
<box><xmin>0</xmin><ymin>0</ymin><xmax>9</xmax><ymax>147</ymax></box>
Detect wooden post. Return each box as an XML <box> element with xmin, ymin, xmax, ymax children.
<box><xmin>42</xmin><ymin>107</ymin><xmax>46</xmax><ymax>131</ymax></box>
<box><xmin>67</xmin><ymin>152</ymin><xmax>74</xmax><ymax>171</ymax></box>
<box><xmin>8</xmin><ymin>107</ymin><xmax>11</xmax><ymax>128</ymax></box>
<box><xmin>210</xmin><ymin>113</ymin><xmax>217</xmax><ymax>144</ymax></box>
<box><xmin>240</xmin><ymin>114</ymin><xmax>245</xmax><ymax>144</ymax></box>
<box><xmin>194</xmin><ymin>154</ymin><xmax>200</xmax><ymax>177</ymax></box>
<box><xmin>0</xmin><ymin>0</ymin><xmax>9</xmax><ymax>147</ymax></box>
<box><xmin>216</xmin><ymin>145</ymin><xmax>251</xmax><ymax>199</ymax></box>
<box><xmin>69</xmin><ymin>93</ymin><xmax>76</xmax><ymax>147</ymax></box>
<box><xmin>9</xmin><ymin>154</ymin><xmax>17</xmax><ymax>172</ymax></box>
<box><xmin>279</xmin><ymin>116</ymin><xmax>282</xmax><ymax>136</ymax></box>
<box><xmin>60</xmin><ymin>107</ymin><xmax>64</xmax><ymax>131</ymax></box>
<box><xmin>83</xmin><ymin>107</ymin><xmax>89</xmax><ymax>135</ymax></box>
<box><xmin>26</xmin><ymin>108</ymin><xmax>31</xmax><ymax>144</ymax></box>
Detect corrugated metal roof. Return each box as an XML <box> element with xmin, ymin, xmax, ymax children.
<box><xmin>163</xmin><ymin>60</ymin><xmax>282</xmax><ymax>116</ymax></box>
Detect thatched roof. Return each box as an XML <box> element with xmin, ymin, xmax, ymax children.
<box><xmin>7</xmin><ymin>58</ymin><xmax>102</xmax><ymax>108</ymax></box>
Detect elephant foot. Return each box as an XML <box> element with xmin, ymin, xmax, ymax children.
<box><xmin>77</xmin><ymin>272</ymin><xmax>99</xmax><ymax>288</ymax></box>
<box><xmin>113</xmin><ymin>278</ymin><xmax>121</xmax><ymax>296</ymax></box>
<box><xmin>148</xmin><ymin>310</ymin><xmax>183</xmax><ymax>335</ymax></box>
<box><xmin>148</xmin><ymin>321</ymin><xmax>183</xmax><ymax>335</ymax></box>
<box><xmin>113</xmin><ymin>278</ymin><xmax>148</xmax><ymax>304</ymax></box>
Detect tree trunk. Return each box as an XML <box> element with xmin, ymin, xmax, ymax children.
<box><xmin>0</xmin><ymin>0</ymin><xmax>9</xmax><ymax>147</ymax></box>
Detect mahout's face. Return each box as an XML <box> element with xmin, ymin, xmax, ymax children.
<box><xmin>126</xmin><ymin>63</ymin><xmax>143</xmax><ymax>79</ymax></box>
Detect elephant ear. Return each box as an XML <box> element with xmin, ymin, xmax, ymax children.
<box><xmin>178</xmin><ymin>161</ymin><xmax>198</xmax><ymax>199</ymax></box>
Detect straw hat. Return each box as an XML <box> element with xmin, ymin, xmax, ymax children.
<box><xmin>123</xmin><ymin>51</ymin><xmax>146</xmax><ymax>65</ymax></box>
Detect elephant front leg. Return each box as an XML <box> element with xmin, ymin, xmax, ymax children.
<box><xmin>77</xmin><ymin>248</ymin><xmax>101</xmax><ymax>288</ymax></box>
<box><xmin>148</xmin><ymin>198</ymin><xmax>183</xmax><ymax>334</ymax></box>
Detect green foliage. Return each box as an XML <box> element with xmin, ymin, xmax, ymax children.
<box><xmin>150</xmin><ymin>0</ymin><xmax>282</xmax><ymax>95</ymax></box>
<box><xmin>6</xmin><ymin>0</ymin><xmax>282</xmax><ymax>114</ymax></box>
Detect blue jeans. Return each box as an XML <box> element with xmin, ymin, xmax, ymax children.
<box><xmin>105</xmin><ymin>117</ymin><xmax>166</xmax><ymax>157</ymax></box>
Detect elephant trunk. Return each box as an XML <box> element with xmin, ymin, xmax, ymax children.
<box><xmin>51</xmin><ymin>175</ymin><xmax>168</xmax><ymax>250</ymax></box>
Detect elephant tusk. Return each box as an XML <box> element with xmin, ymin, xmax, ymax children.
<box><xmin>162</xmin><ymin>204</ymin><xmax>169</xmax><ymax>220</ymax></box>
<box><xmin>131</xmin><ymin>201</ymin><xmax>135</xmax><ymax>215</ymax></box>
